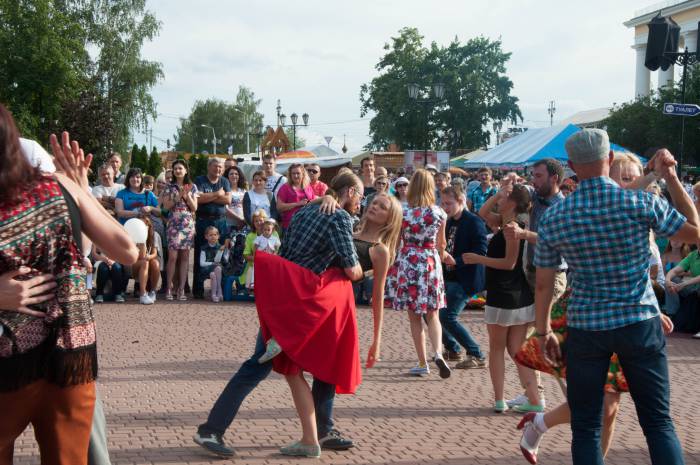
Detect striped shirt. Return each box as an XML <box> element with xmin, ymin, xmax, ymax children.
<box><xmin>535</xmin><ymin>176</ymin><xmax>685</xmax><ymax>331</ymax></box>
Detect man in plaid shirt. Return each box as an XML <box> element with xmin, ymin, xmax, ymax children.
<box><xmin>534</xmin><ymin>129</ymin><xmax>698</xmax><ymax>465</ymax></box>
<box><xmin>195</xmin><ymin>173</ymin><xmax>363</xmax><ymax>457</ymax></box>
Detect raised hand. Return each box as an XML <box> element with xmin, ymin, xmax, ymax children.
<box><xmin>50</xmin><ymin>132</ymin><xmax>93</xmax><ymax>191</ymax></box>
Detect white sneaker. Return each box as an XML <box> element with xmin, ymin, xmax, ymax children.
<box><xmin>507</xmin><ymin>393</ymin><xmax>528</xmax><ymax>408</ymax></box>
<box><xmin>507</xmin><ymin>393</ymin><xmax>546</xmax><ymax>409</ymax></box>
<box><xmin>693</xmin><ymin>331</ymin><xmax>700</xmax><ymax>339</ymax></box>
<box><xmin>140</xmin><ymin>294</ymin><xmax>154</xmax><ymax>305</ymax></box>
<box><xmin>148</xmin><ymin>291</ymin><xmax>156</xmax><ymax>302</ymax></box>
<box><xmin>518</xmin><ymin>412</ymin><xmax>544</xmax><ymax>464</ymax></box>
<box><xmin>408</xmin><ymin>364</ymin><xmax>430</xmax><ymax>376</ymax></box>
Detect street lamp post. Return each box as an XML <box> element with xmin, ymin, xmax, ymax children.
<box><xmin>407</xmin><ymin>82</ymin><xmax>445</xmax><ymax>167</ymax></box>
<box><xmin>279</xmin><ymin>111</ymin><xmax>309</xmax><ymax>151</ymax></box>
<box><xmin>232</xmin><ymin>107</ymin><xmax>250</xmax><ymax>154</ymax></box>
<box><xmin>492</xmin><ymin>121</ymin><xmax>503</xmax><ymax>146</ymax></box>
<box><xmin>200</xmin><ymin>124</ymin><xmax>217</xmax><ymax>154</ymax></box>
<box><xmin>547</xmin><ymin>100</ymin><xmax>556</xmax><ymax>126</ymax></box>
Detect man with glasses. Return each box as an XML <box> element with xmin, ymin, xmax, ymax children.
<box><xmin>305</xmin><ymin>163</ymin><xmax>328</xmax><ymax>197</ymax></box>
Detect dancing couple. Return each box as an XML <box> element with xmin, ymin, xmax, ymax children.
<box><xmin>194</xmin><ymin>171</ymin><xmax>402</xmax><ymax>458</ymax></box>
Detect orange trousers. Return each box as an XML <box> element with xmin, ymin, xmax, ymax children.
<box><xmin>0</xmin><ymin>379</ymin><xmax>95</xmax><ymax>465</ymax></box>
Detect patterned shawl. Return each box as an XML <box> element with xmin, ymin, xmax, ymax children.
<box><xmin>0</xmin><ymin>178</ymin><xmax>97</xmax><ymax>392</ymax></box>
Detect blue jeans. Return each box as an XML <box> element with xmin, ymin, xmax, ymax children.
<box><xmin>664</xmin><ymin>278</ymin><xmax>700</xmax><ymax>316</ymax></box>
<box><xmin>567</xmin><ymin>317</ymin><xmax>684</xmax><ymax>465</ymax></box>
<box><xmin>193</xmin><ymin>218</ymin><xmax>228</xmax><ymax>297</ymax></box>
<box><xmin>439</xmin><ymin>281</ymin><xmax>483</xmax><ymax>358</ymax></box>
<box><xmin>352</xmin><ymin>277</ymin><xmax>373</xmax><ymax>305</ymax></box>
<box><xmin>199</xmin><ymin>330</ymin><xmax>337</xmax><ymax>438</ymax></box>
<box><xmin>95</xmin><ymin>262</ymin><xmax>128</xmax><ymax>298</ymax></box>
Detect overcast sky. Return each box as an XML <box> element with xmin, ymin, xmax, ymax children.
<box><xmin>133</xmin><ymin>0</ymin><xmax>652</xmax><ymax>155</ymax></box>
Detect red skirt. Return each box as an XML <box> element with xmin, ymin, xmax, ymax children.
<box><xmin>254</xmin><ymin>251</ymin><xmax>361</xmax><ymax>394</ymax></box>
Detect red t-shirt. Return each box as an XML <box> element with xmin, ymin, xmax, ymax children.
<box><xmin>309</xmin><ymin>180</ymin><xmax>328</xmax><ymax>197</ymax></box>
<box><xmin>277</xmin><ymin>183</ymin><xmax>316</xmax><ymax>228</ymax></box>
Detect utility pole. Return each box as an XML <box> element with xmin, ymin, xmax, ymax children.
<box><xmin>547</xmin><ymin>100</ymin><xmax>556</xmax><ymax>126</ymax></box>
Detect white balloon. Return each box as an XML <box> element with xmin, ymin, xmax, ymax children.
<box><xmin>124</xmin><ymin>218</ymin><xmax>148</xmax><ymax>244</ymax></box>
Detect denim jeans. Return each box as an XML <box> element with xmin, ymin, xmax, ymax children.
<box><xmin>664</xmin><ymin>277</ymin><xmax>700</xmax><ymax>316</ymax></box>
<box><xmin>567</xmin><ymin>317</ymin><xmax>685</xmax><ymax>465</ymax></box>
<box><xmin>199</xmin><ymin>330</ymin><xmax>337</xmax><ymax>438</ymax></box>
<box><xmin>95</xmin><ymin>262</ymin><xmax>128</xmax><ymax>297</ymax></box>
<box><xmin>439</xmin><ymin>281</ymin><xmax>483</xmax><ymax>359</ymax></box>
<box><xmin>193</xmin><ymin>218</ymin><xmax>228</xmax><ymax>297</ymax></box>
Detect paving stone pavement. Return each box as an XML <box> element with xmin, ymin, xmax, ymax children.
<box><xmin>11</xmin><ymin>299</ymin><xmax>700</xmax><ymax>465</ymax></box>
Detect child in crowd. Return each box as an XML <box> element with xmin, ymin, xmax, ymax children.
<box><xmin>246</xmin><ymin>219</ymin><xmax>280</xmax><ymax>291</ymax></box>
<box><xmin>200</xmin><ymin>226</ymin><xmax>225</xmax><ymax>302</ymax></box>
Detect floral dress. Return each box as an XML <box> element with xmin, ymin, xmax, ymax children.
<box><xmin>385</xmin><ymin>205</ymin><xmax>447</xmax><ymax>314</ymax></box>
<box><xmin>164</xmin><ymin>183</ymin><xmax>198</xmax><ymax>249</ymax></box>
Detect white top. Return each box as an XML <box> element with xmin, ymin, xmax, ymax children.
<box><xmin>227</xmin><ymin>188</ymin><xmax>246</xmax><ymax>225</ymax></box>
<box><xmin>265</xmin><ymin>172</ymin><xmax>287</xmax><ymax>196</ymax></box>
<box><xmin>254</xmin><ymin>235</ymin><xmax>281</xmax><ymax>254</ymax></box>
<box><xmin>92</xmin><ymin>183</ymin><xmax>125</xmax><ymax>199</ymax></box>
<box><xmin>247</xmin><ymin>190</ymin><xmax>271</xmax><ymax>218</ymax></box>
<box><xmin>20</xmin><ymin>138</ymin><xmax>55</xmax><ymax>172</ymax></box>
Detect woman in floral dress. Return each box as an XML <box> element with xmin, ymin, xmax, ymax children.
<box><xmin>162</xmin><ymin>159</ymin><xmax>198</xmax><ymax>301</ymax></box>
<box><xmin>385</xmin><ymin>169</ymin><xmax>455</xmax><ymax>378</ymax></box>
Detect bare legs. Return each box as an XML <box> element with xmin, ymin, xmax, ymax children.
<box><xmin>408</xmin><ymin>311</ymin><xmax>427</xmax><ymax>365</ymax></box>
<box><xmin>407</xmin><ymin>310</ymin><xmax>444</xmax><ymax>365</ymax></box>
<box><xmin>209</xmin><ymin>266</ymin><xmax>222</xmax><ymax>300</ymax></box>
<box><xmin>285</xmin><ymin>373</ymin><xmax>319</xmax><ymax>446</ymax></box>
<box><xmin>534</xmin><ymin>392</ymin><xmax>622</xmax><ymax>457</ymax></box>
<box><xmin>487</xmin><ymin>323</ymin><xmax>539</xmax><ymax>405</ymax></box>
<box><xmin>166</xmin><ymin>249</ymin><xmax>190</xmax><ymax>295</ymax></box>
<box><xmin>132</xmin><ymin>258</ymin><xmax>160</xmax><ymax>296</ymax></box>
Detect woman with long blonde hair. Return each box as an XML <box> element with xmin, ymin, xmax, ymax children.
<box><xmin>385</xmin><ymin>169</ymin><xmax>455</xmax><ymax>377</ymax></box>
<box><xmin>353</xmin><ymin>193</ymin><xmax>403</xmax><ymax>367</ymax></box>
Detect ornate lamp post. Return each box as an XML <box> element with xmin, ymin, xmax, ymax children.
<box><xmin>407</xmin><ymin>82</ymin><xmax>445</xmax><ymax>166</ymax></box>
<box><xmin>279</xmin><ymin>111</ymin><xmax>309</xmax><ymax>150</ymax></box>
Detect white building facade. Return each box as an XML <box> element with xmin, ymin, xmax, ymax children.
<box><xmin>625</xmin><ymin>0</ymin><xmax>700</xmax><ymax>97</ymax></box>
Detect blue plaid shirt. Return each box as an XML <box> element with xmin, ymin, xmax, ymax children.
<box><xmin>468</xmin><ymin>184</ymin><xmax>497</xmax><ymax>212</ymax></box>
<box><xmin>535</xmin><ymin>176</ymin><xmax>685</xmax><ymax>331</ymax></box>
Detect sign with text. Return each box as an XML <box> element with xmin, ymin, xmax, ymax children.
<box><xmin>663</xmin><ymin>103</ymin><xmax>700</xmax><ymax>116</ymax></box>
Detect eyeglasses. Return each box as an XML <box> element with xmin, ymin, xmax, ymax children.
<box><xmin>396</xmin><ymin>183</ymin><xmax>408</xmax><ymax>188</ymax></box>
<box><xmin>306</xmin><ymin>169</ymin><xmax>318</xmax><ymax>174</ymax></box>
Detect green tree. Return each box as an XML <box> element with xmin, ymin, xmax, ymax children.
<box><xmin>285</xmin><ymin>128</ymin><xmax>306</xmax><ymax>151</ymax></box>
<box><xmin>147</xmin><ymin>146</ymin><xmax>162</xmax><ymax>176</ymax></box>
<box><xmin>360</xmin><ymin>28</ymin><xmax>521</xmax><ymax>152</ymax></box>
<box><xmin>0</xmin><ymin>0</ymin><xmax>88</xmax><ymax>141</ymax></box>
<box><xmin>174</xmin><ymin>87</ymin><xmax>264</xmax><ymax>155</ymax></box>
<box><xmin>605</xmin><ymin>67</ymin><xmax>700</xmax><ymax>167</ymax></box>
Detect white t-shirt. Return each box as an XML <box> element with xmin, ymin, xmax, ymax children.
<box><xmin>247</xmin><ymin>190</ymin><xmax>271</xmax><ymax>218</ymax></box>
<box><xmin>91</xmin><ymin>183</ymin><xmax>125</xmax><ymax>199</ymax></box>
<box><xmin>254</xmin><ymin>234</ymin><xmax>281</xmax><ymax>254</ymax></box>
<box><xmin>20</xmin><ymin>138</ymin><xmax>55</xmax><ymax>172</ymax></box>
<box><xmin>265</xmin><ymin>172</ymin><xmax>287</xmax><ymax>196</ymax></box>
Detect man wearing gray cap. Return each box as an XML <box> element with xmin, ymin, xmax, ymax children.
<box><xmin>533</xmin><ymin>128</ymin><xmax>696</xmax><ymax>464</ymax></box>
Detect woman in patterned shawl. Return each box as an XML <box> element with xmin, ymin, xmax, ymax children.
<box><xmin>0</xmin><ymin>105</ymin><xmax>138</xmax><ymax>465</ymax></box>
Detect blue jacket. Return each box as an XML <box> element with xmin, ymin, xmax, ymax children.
<box><xmin>445</xmin><ymin>209</ymin><xmax>488</xmax><ymax>295</ymax></box>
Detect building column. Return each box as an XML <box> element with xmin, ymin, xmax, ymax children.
<box><xmin>634</xmin><ymin>44</ymin><xmax>651</xmax><ymax>97</ymax></box>
<box><xmin>684</xmin><ymin>30</ymin><xmax>698</xmax><ymax>53</ymax></box>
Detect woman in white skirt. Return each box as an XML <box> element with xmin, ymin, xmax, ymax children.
<box><xmin>463</xmin><ymin>182</ymin><xmax>542</xmax><ymax>414</ymax></box>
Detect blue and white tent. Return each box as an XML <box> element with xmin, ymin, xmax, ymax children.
<box><xmin>461</xmin><ymin>124</ymin><xmax>639</xmax><ymax>168</ymax></box>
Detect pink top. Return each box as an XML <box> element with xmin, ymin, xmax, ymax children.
<box><xmin>277</xmin><ymin>183</ymin><xmax>316</xmax><ymax>228</ymax></box>
<box><xmin>309</xmin><ymin>180</ymin><xmax>328</xmax><ymax>197</ymax></box>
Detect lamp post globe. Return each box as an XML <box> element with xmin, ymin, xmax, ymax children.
<box><xmin>302</xmin><ymin>113</ymin><xmax>309</xmax><ymax>126</ymax></box>
<box><xmin>433</xmin><ymin>82</ymin><xmax>445</xmax><ymax>99</ymax></box>
<box><xmin>407</xmin><ymin>83</ymin><xmax>420</xmax><ymax>100</ymax></box>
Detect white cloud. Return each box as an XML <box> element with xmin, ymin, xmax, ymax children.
<box><xmin>133</xmin><ymin>0</ymin><xmax>645</xmax><ymax>153</ymax></box>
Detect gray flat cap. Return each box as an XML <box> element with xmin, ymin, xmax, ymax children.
<box><xmin>565</xmin><ymin>129</ymin><xmax>610</xmax><ymax>164</ymax></box>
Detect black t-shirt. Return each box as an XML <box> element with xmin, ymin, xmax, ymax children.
<box><xmin>484</xmin><ymin>227</ymin><xmax>533</xmax><ymax>309</ymax></box>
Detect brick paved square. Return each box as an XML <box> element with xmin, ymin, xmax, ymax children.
<box><xmin>11</xmin><ymin>300</ymin><xmax>700</xmax><ymax>464</ymax></box>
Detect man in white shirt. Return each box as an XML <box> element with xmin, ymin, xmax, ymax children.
<box><xmin>262</xmin><ymin>153</ymin><xmax>286</xmax><ymax>196</ymax></box>
<box><xmin>91</xmin><ymin>164</ymin><xmax>124</xmax><ymax>216</ymax></box>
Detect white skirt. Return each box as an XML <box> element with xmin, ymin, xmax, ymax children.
<box><xmin>484</xmin><ymin>304</ymin><xmax>535</xmax><ymax>326</ymax></box>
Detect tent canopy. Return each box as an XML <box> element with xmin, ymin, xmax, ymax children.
<box><xmin>238</xmin><ymin>154</ymin><xmax>353</xmax><ymax>181</ymax></box>
<box><xmin>463</xmin><ymin>124</ymin><xmax>640</xmax><ymax>168</ymax></box>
